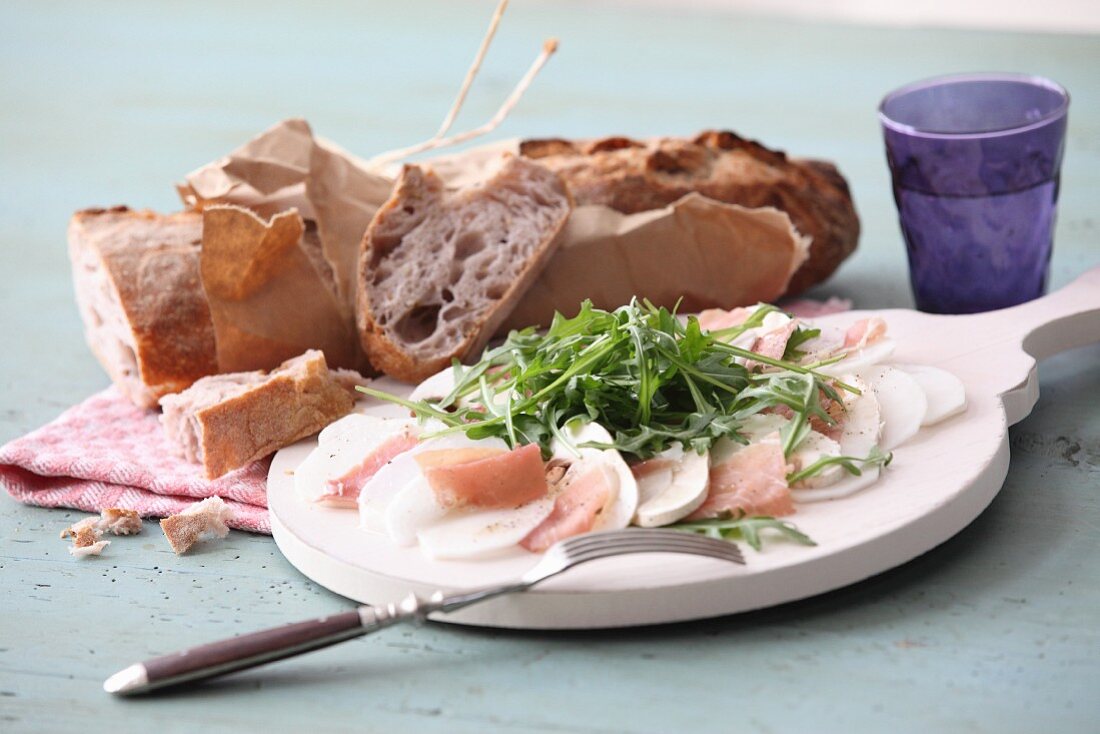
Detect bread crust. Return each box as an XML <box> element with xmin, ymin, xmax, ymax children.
<box><xmin>357</xmin><ymin>157</ymin><xmax>572</xmax><ymax>383</ymax></box>
<box><xmin>68</xmin><ymin>206</ymin><xmax>218</xmax><ymax>407</ymax></box>
<box><xmin>518</xmin><ymin>130</ymin><xmax>859</xmax><ymax>295</ymax></box>
<box><xmin>160</xmin><ymin>350</ymin><xmax>354</xmax><ymax>479</ymax></box>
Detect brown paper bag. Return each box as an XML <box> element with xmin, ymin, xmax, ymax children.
<box><xmin>200</xmin><ymin>205</ymin><xmax>359</xmax><ymax>372</ymax></box>
<box><xmin>307</xmin><ymin>140</ymin><xmax>395</xmax><ymax>313</ymax></box>
<box><xmin>428</xmin><ymin>140</ymin><xmax>810</xmax><ymax>332</ymax></box>
<box><xmin>180</xmin><ymin>120</ymin><xmax>394</xmax><ymax>371</ymax></box>
<box><xmin>501</xmin><ymin>195</ymin><xmax>809</xmax><ymax>331</ymax></box>
<box><xmin>178</xmin><ymin>119</ymin><xmax>317</xmax><ymax>219</ymax></box>
<box><xmin>183</xmin><ymin>124</ymin><xmax>808</xmax><ymax>378</ymax></box>
<box><xmin>180</xmin><ymin>119</ymin><xmax>395</xmax><ymax>314</ymax></box>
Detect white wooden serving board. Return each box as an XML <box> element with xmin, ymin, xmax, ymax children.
<box><xmin>269</xmin><ymin>268</ymin><xmax>1100</xmax><ymax>629</ymax></box>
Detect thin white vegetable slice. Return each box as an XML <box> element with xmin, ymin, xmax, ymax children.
<box><xmin>634</xmin><ymin>448</ymin><xmax>710</xmax><ymax>527</ymax></box>
<box><xmin>859</xmin><ymin>365</ymin><xmax>927</xmax><ymax>450</ymax></box>
<box><xmin>417</xmin><ymin>497</ymin><xmax>555</xmax><ymax>560</ymax></box>
<box><xmin>817</xmin><ymin>339</ymin><xmax>896</xmax><ymax>377</ymax></box>
<box><xmin>893</xmin><ymin>363</ymin><xmax>967</xmax><ymax>426</ymax></box>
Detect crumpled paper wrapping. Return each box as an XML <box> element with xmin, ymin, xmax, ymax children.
<box><xmin>501</xmin><ymin>193</ymin><xmax>809</xmax><ymax>332</ymax></box>
<box><xmin>180</xmin><ymin>122</ymin><xmax>810</xmax><ymax>376</ymax></box>
<box><xmin>178</xmin><ymin>118</ymin><xmax>318</xmax><ymax>219</ymax></box>
<box><xmin>428</xmin><ymin>139</ymin><xmax>810</xmax><ymax>332</ymax></box>
<box><xmin>179</xmin><ymin>119</ymin><xmax>392</xmax><ymax>370</ymax></box>
<box><xmin>200</xmin><ymin>205</ymin><xmax>359</xmax><ymax>372</ymax></box>
<box><xmin>307</xmin><ymin>139</ymin><xmax>395</xmax><ymax>313</ymax></box>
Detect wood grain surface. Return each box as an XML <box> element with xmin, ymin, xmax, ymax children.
<box><xmin>1</xmin><ymin>1</ymin><xmax>1098</xmax><ymax>732</ymax></box>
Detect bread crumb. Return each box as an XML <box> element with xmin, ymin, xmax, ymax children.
<box><xmin>101</xmin><ymin>507</ymin><xmax>142</xmax><ymax>535</ymax></box>
<box><xmin>60</xmin><ymin>516</ymin><xmax>100</xmax><ymax>540</ymax></box>
<box><xmin>69</xmin><ymin>539</ymin><xmax>110</xmax><ymax>557</ymax></box>
<box><xmin>160</xmin><ymin>496</ymin><xmax>234</xmax><ymax>555</ymax></box>
<box><xmin>60</xmin><ymin>507</ymin><xmax>143</xmax><ymax>558</ymax></box>
<box><xmin>62</xmin><ymin>518</ymin><xmax>105</xmax><ymax>558</ymax></box>
<box><xmin>72</xmin><ymin>524</ymin><xmax>100</xmax><ymax>547</ymax></box>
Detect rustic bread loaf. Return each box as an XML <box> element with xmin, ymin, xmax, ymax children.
<box><xmin>519</xmin><ymin>130</ymin><xmax>859</xmax><ymax>295</ymax></box>
<box><xmin>159</xmin><ymin>350</ymin><xmax>354</xmax><ymax>479</ymax></box>
<box><xmin>357</xmin><ymin>154</ymin><xmax>572</xmax><ymax>382</ymax></box>
<box><xmin>68</xmin><ymin>206</ymin><xmax>217</xmax><ymax>407</ymax></box>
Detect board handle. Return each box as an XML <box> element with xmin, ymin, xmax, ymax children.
<box><xmin>1000</xmin><ymin>266</ymin><xmax>1100</xmax><ymax>360</ymax></box>
<box><xmin>961</xmin><ymin>266</ymin><xmax>1100</xmax><ymax>424</ymax></box>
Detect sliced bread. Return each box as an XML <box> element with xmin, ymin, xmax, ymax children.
<box><xmin>159</xmin><ymin>350</ymin><xmax>354</xmax><ymax>479</ymax></box>
<box><xmin>356</xmin><ymin>154</ymin><xmax>572</xmax><ymax>382</ymax></box>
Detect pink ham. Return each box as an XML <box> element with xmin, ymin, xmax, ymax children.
<box><xmin>748</xmin><ymin>318</ymin><xmax>798</xmax><ymax>363</ymax></box>
<box><xmin>844</xmin><ymin>317</ymin><xmax>888</xmax><ymax>350</ymax></box>
<box><xmin>686</xmin><ymin>441</ymin><xmax>794</xmax><ymax>519</ymax></box>
<box><xmin>520</xmin><ymin>463</ymin><xmax>616</xmax><ymax>552</ymax></box>
<box><xmin>318</xmin><ymin>431</ymin><xmax>418</xmax><ymax>508</ymax></box>
<box><xmin>417</xmin><ymin>443</ymin><xmax>548</xmax><ymax>510</ymax></box>
<box><xmin>697</xmin><ymin>307</ymin><xmax>754</xmax><ymax>332</ymax></box>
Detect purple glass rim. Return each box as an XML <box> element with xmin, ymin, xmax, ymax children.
<box><xmin>878</xmin><ymin>72</ymin><xmax>1070</xmax><ymax>140</ymax></box>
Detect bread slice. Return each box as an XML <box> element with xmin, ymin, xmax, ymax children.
<box><xmin>159</xmin><ymin>350</ymin><xmax>354</xmax><ymax>479</ymax></box>
<box><xmin>519</xmin><ymin>131</ymin><xmax>859</xmax><ymax>296</ymax></box>
<box><xmin>160</xmin><ymin>497</ymin><xmax>234</xmax><ymax>554</ymax></box>
<box><xmin>357</xmin><ymin>154</ymin><xmax>572</xmax><ymax>383</ymax></box>
<box><xmin>68</xmin><ymin>206</ymin><xmax>218</xmax><ymax>407</ymax></box>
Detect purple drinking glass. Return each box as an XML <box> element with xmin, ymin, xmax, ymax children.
<box><xmin>879</xmin><ymin>73</ymin><xmax>1069</xmax><ymax>314</ymax></box>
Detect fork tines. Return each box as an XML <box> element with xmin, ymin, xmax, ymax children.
<box><xmin>555</xmin><ymin>528</ymin><xmax>745</xmax><ymax>565</ymax></box>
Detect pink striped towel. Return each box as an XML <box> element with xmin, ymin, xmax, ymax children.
<box><xmin>0</xmin><ymin>387</ymin><xmax>270</xmax><ymax>533</ymax></box>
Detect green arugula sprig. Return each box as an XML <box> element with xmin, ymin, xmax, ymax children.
<box><xmin>670</xmin><ymin>513</ymin><xmax>817</xmax><ymax>551</ymax></box>
<box><xmin>787</xmin><ymin>446</ymin><xmax>894</xmax><ymax>486</ymax></box>
<box><xmin>358</xmin><ymin>299</ymin><xmax>851</xmax><ymax>460</ymax></box>
<box><xmin>783</xmin><ymin>326</ymin><xmax>823</xmax><ymax>361</ymax></box>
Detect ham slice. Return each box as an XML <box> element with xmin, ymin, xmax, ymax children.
<box><xmin>318</xmin><ymin>431</ymin><xmax>419</xmax><ymax>508</ymax></box>
<box><xmin>844</xmin><ymin>317</ymin><xmax>888</xmax><ymax>350</ymax></box>
<box><xmin>417</xmin><ymin>443</ymin><xmax>548</xmax><ymax>510</ymax></box>
<box><xmin>686</xmin><ymin>441</ymin><xmax>793</xmax><ymax>519</ymax></box>
<box><xmin>748</xmin><ymin>318</ymin><xmax>798</xmax><ymax>362</ymax></box>
<box><xmin>521</xmin><ymin>463</ymin><xmax>618</xmax><ymax>552</ymax></box>
<box><xmin>697</xmin><ymin>306</ymin><xmax>754</xmax><ymax>332</ymax></box>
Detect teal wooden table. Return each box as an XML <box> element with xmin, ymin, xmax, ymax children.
<box><xmin>2</xmin><ymin>1</ymin><xmax>1098</xmax><ymax>731</ymax></box>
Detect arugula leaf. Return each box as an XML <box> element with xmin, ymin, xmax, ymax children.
<box><xmin>786</xmin><ymin>446</ymin><xmax>893</xmax><ymax>485</ymax></box>
<box><xmin>361</xmin><ymin>299</ymin><xmax>854</xmax><ymax>461</ymax></box>
<box><xmin>708</xmin><ymin>303</ymin><xmax>778</xmax><ymax>341</ymax></box>
<box><xmin>783</xmin><ymin>326</ymin><xmax>822</xmax><ymax>361</ymax></box>
<box><xmin>670</xmin><ymin>514</ymin><xmax>816</xmax><ymax>551</ymax></box>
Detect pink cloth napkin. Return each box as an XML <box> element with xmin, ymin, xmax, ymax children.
<box><xmin>0</xmin><ymin>387</ymin><xmax>270</xmax><ymax>533</ymax></box>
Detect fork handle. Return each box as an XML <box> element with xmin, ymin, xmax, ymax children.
<box><xmin>103</xmin><ymin>609</ymin><xmax>373</xmax><ymax>695</ymax></box>
<box><xmin>103</xmin><ymin>599</ymin><xmax>428</xmax><ymax>696</ymax></box>
<box><xmin>104</xmin><ymin>585</ymin><xmax>529</xmax><ymax>695</ymax></box>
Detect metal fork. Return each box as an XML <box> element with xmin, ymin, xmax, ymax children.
<box><xmin>103</xmin><ymin>529</ymin><xmax>743</xmax><ymax>695</ymax></box>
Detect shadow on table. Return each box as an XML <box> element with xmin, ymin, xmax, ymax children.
<box><xmin>114</xmin><ymin>658</ymin><xmax>439</xmax><ymax>701</ymax></box>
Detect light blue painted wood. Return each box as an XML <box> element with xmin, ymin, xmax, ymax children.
<box><xmin>1</xmin><ymin>1</ymin><xmax>1098</xmax><ymax>732</ymax></box>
